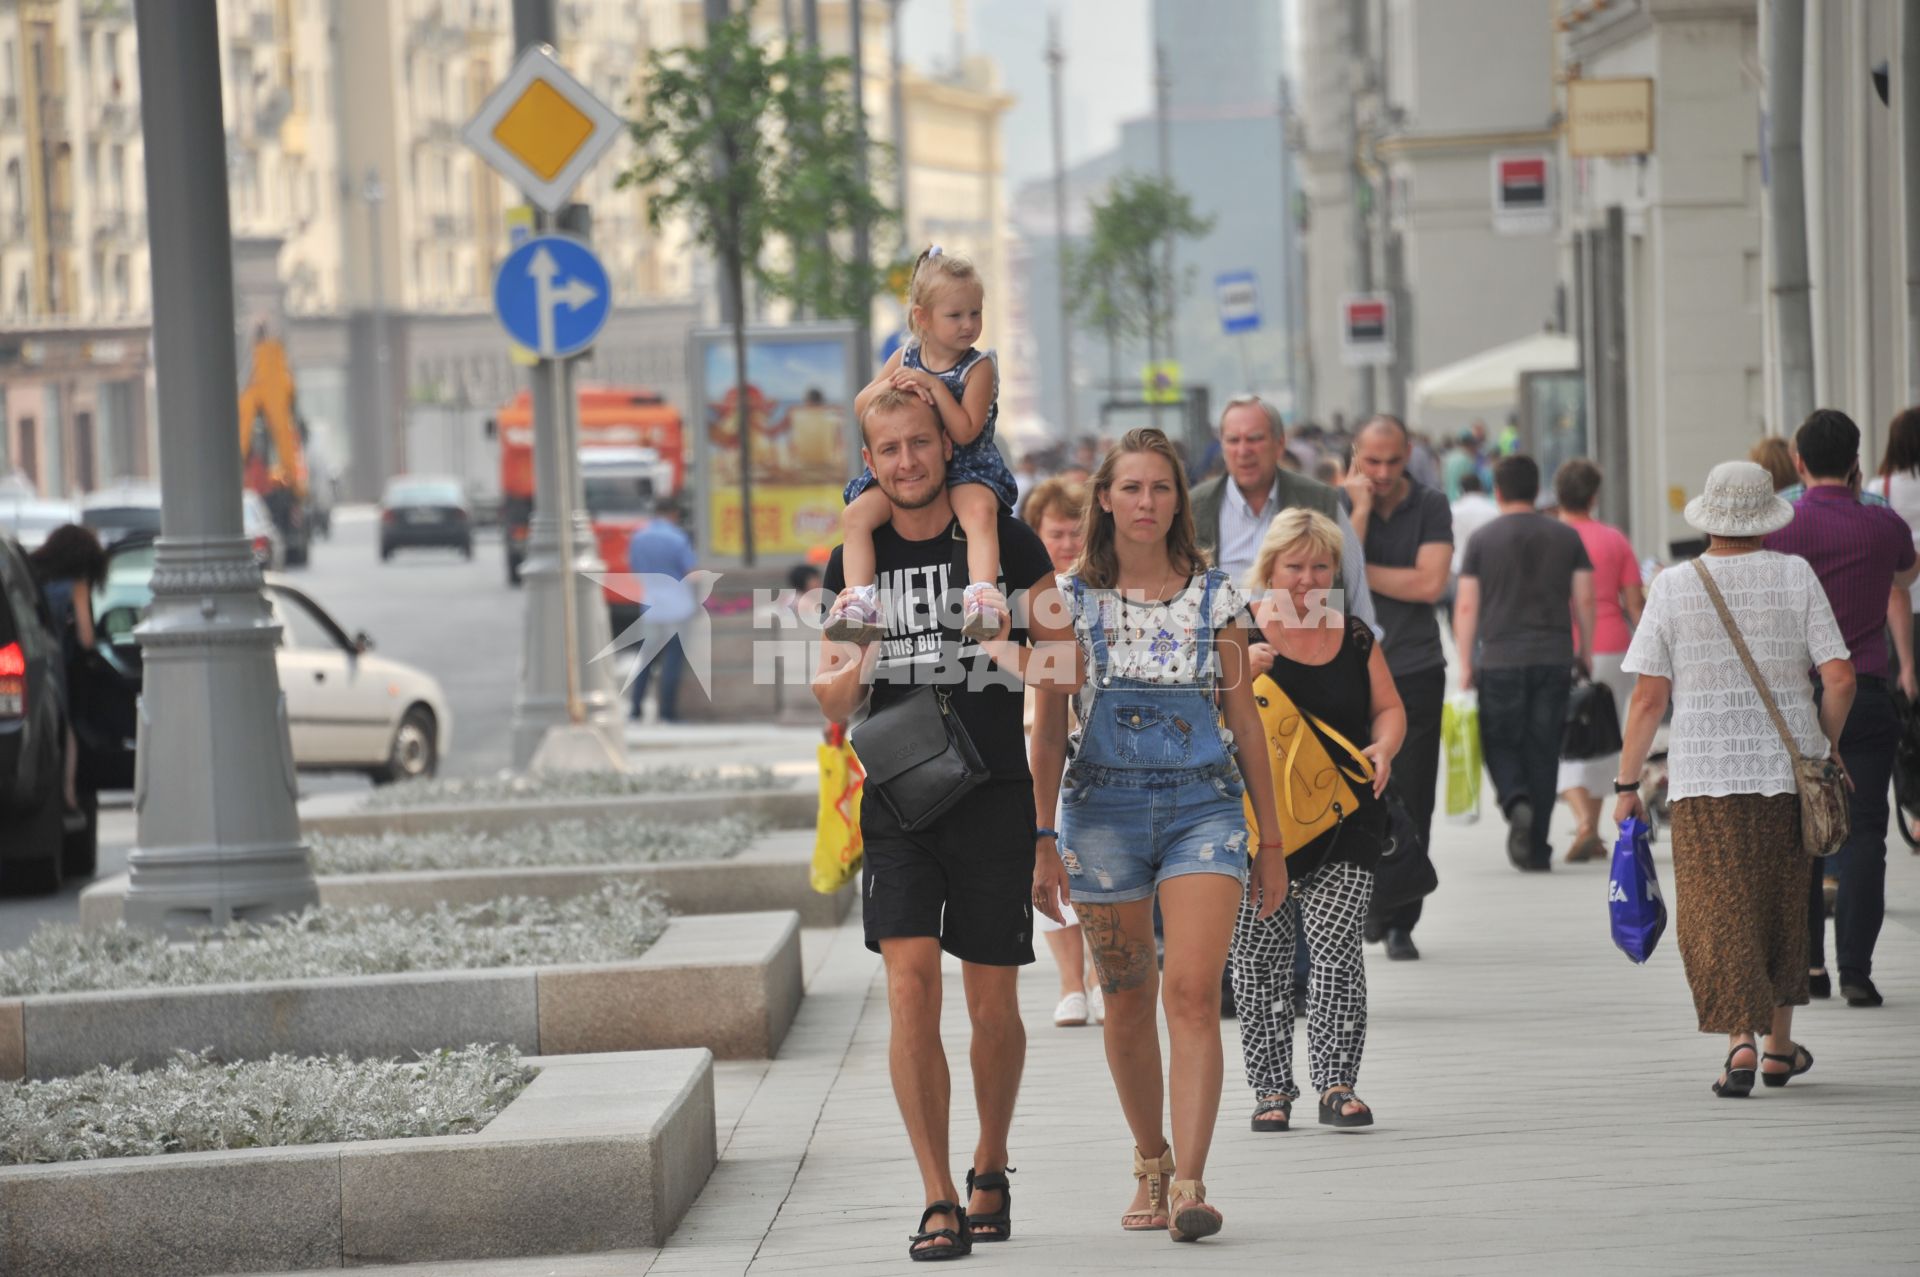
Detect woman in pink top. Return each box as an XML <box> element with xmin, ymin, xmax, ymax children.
<box><xmin>1555</xmin><ymin>460</ymin><xmax>1645</xmax><ymax>861</ymax></box>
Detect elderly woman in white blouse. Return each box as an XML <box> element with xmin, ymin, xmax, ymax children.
<box><xmin>1613</xmin><ymin>461</ymin><xmax>1855</xmax><ymax>1099</ymax></box>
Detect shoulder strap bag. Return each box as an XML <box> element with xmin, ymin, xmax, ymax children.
<box><xmin>849</xmin><ymin>524</ymin><xmax>991</xmax><ymax>832</ymax></box>
<box><xmin>1241</xmin><ymin>673</ymin><xmax>1375</xmax><ymax>858</ymax></box>
<box><xmin>1689</xmin><ymin>559</ymin><xmax>1850</xmax><ymax>857</ymax></box>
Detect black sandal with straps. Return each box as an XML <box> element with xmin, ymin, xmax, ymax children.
<box><xmin>1250</xmin><ymin>1096</ymin><xmax>1292</xmax><ymax>1132</ymax></box>
<box><xmin>1712</xmin><ymin>1043</ymin><xmax>1757</xmax><ymax>1097</ymax></box>
<box><xmin>908</xmin><ymin>1201</ymin><xmax>972</xmax><ymax>1262</ymax></box>
<box><xmin>1318</xmin><ymin>1087</ymin><xmax>1374</xmax><ymax>1128</ymax></box>
<box><xmin>1760</xmin><ymin>1042</ymin><xmax>1813</xmax><ymax>1088</ymax></box>
<box><xmin>965</xmin><ymin>1167</ymin><xmax>1014</xmax><ymax>1242</ymax></box>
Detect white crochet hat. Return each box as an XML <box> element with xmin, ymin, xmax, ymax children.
<box><xmin>1683</xmin><ymin>460</ymin><xmax>1794</xmax><ymax>538</ymax></box>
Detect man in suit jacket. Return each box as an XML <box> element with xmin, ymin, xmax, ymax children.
<box><xmin>1190</xmin><ymin>395</ymin><xmax>1379</xmax><ymax>629</ymax></box>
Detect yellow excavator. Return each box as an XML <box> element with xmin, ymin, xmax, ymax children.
<box><xmin>237</xmin><ymin>326</ymin><xmax>313</xmax><ymax>567</ymax></box>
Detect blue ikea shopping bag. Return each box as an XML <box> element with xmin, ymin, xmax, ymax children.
<box><xmin>1608</xmin><ymin>816</ymin><xmax>1667</xmax><ymax>963</ymax></box>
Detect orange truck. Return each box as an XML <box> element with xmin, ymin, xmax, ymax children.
<box><xmin>491</xmin><ymin>385</ymin><xmax>684</xmax><ymax>624</ymax></box>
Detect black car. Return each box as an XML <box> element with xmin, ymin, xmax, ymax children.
<box><xmin>380</xmin><ymin>476</ymin><xmax>473</xmax><ymax>560</ymax></box>
<box><xmin>0</xmin><ymin>534</ymin><xmax>98</xmax><ymax>892</ymax></box>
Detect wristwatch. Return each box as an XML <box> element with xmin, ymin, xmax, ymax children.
<box><xmin>1613</xmin><ymin>778</ymin><xmax>1642</xmax><ymax>794</ymax></box>
<box><xmin>1035</xmin><ymin>826</ymin><xmax>1061</xmax><ymax>841</ymax></box>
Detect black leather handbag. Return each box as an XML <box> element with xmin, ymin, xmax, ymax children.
<box><xmin>1561</xmin><ymin>673</ymin><xmax>1624</xmax><ymax>761</ymax></box>
<box><xmin>1369</xmin><ymin>782</ymin><xmax>1438</xmax><ymax>911</ymax></box>
<box><xmin>851</xmin><ymin>685</ymin><xmax>990</xmax><ymax>832</ymax></box>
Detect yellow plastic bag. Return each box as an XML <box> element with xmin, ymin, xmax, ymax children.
<box><xmin>1443</xmin><ymin>691</ymin><xmax>1482</xmax><ymax>822</ymax></box>
<box><xmin>811</xmin><ymin>725</ymin><xmax>866</xmax><ymax>894</ymax></box>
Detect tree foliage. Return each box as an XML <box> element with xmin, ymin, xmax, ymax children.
<box><xmin>617</xmin><ymin>8</ymin><xmax>897</xmax><ymax>321</ymax></box>
<box><xmin>1069</xmin><ymin>173</ymin><xmax>1214</xmax><ymax>351</ymax></box>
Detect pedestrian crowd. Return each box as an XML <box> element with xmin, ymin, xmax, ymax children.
<box><xmin>811</xmin><ymin>244</ymin><xmax>1917</xmax><ymax>1259</ymax></box>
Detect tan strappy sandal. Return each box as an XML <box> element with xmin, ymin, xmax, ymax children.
<box><xmin>1167</xmin><ymin>1179</ymin><xmax>1222</xmax><ymax>1242</ymax></box>
<box><xmin>1121</xmin><ymin>1145</ymin><xmax>1175</xmax><ymax>1231</ymax></box>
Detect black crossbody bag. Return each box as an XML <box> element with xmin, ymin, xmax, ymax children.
<box><xmin>849</xmin><ymin>525</ymin><xmax>992</xmax><ymax>831</ymax></box>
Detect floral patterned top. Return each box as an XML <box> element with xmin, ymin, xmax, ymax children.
<box><xmin>1065</xmin><ymin>572</ymin><xmax>1249</xmax><ymax>740</ymax></box>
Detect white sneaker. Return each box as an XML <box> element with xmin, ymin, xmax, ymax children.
<box><xmin>1053</xmin><ymin>991</ymin><xmax>1089</xmax><ymax>1026</ymax></box>
<box><xmin>1087</xmin><ymin>983</ymin><xmax>1105</xmax><ymax>1024</ymax></box>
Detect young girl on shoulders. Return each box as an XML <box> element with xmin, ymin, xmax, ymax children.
<box><xmin>830</xmin><ymin>246</ymin><xmax>1018</xmax><ymax>643</ymax></box>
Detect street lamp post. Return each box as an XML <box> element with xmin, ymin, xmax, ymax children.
<box><xmin>124</xmin><ymin>0</ymin><xmax>315</xmax><ymax>934</ymax></box>
<box><xmin>362</xmin><ymin>168</ymin><xmax>398</xmax><ymax>481</ymax></box>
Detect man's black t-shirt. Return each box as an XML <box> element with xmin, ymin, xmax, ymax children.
<box><xmin>824</xmin><ymin>512</ymin><xmax>1053</xmax><ymax>780</ymax></box>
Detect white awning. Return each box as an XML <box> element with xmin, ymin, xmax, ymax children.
<box><xmin>1411</xmin><ymin>332</ymin><xmax>1579</xmax><ymax>410</ymax></box>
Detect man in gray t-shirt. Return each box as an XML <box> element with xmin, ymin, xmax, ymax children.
<box><xmin>1454</xmin><ymin>455</ymin><xmax>1596</xmax><ymax>871</ymax></box>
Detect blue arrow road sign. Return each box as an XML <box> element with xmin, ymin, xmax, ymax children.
<box><xmin>1216</xmin><ymin>270</ymin><xmax>1261</xmax><ymax>335</ymax></box>
<box><xmin>493</xmin><ymin>234</ymin><xmax>611</xmax><ymax>359</ymax></box>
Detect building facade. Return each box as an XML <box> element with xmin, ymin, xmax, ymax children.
<box><xmin>1295</xmin><ymin>0</ymin><xmax>1559</xmax><ymax>435</ymax></box>
<box><xmin>1559</xmin><ymin>0</ymin><xmax>1912</xmax><ymax>557</ymax></box>
<box><xmin>2</xmin><ymin>0</ymin><xmax>1008</xmax><ymax>503</ymax></box>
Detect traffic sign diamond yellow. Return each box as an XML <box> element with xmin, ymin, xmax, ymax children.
<box><xmin>492</xmin><ymin>80</ymin><xmax>596</xmax><ymax>182</ymax></box>
<box><xmin>464</xmin><ymin>44</ymin><xmax>625</xmax><ymax>213</ymax></box>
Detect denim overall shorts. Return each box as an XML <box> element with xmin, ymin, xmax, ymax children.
<box><xmin>1055</xmin><ymin>571</ymin><xmax>1251</xmax><ymax>904</ymax></box>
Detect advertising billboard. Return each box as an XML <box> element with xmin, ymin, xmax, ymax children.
<box><xmin>690</xmin><ymin>324</ymin><xmax>859</xmax><ymax>562</ymax></box>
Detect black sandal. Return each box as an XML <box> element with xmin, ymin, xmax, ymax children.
<box><xmin>964</xmin><ymin>1167</ymin><xmax>1014</xmax><ymax>1242</ymax></box>
<box><xmin>1760</xmin><ymin>1043</ymin><xmax>1814</xmax><ymax>1088</ymax></box>
<box><xmin>1712</xmin><ymin>1043</ymin><xmax>1757</xmax><ymax>1097</ymax></box>
<box><xmin>1318</xmin><ymin>1088</ymin><xmax>1374</xmax><ymax>1129</ymax></box>
<box><xmin>1250</xmin><ymin>1096</ymin><xmax>1292</xmax><ymax>1132</ymax></box>
<box><xmin>908</xmin><ymin>1201</ymin><xmax>972</xmax><ymax>1261</ymax></box>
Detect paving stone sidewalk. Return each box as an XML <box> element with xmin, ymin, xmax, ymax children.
<box><xmin>285</xmin><ymin>794</ymin><xmax>1920</xmax><ymax>1277</ymax></box>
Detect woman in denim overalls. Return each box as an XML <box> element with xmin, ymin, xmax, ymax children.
<box><xmin>1031</xmin><ymin>429</ymin><xmax>1286</xmax><ymax>1244</ymax></box>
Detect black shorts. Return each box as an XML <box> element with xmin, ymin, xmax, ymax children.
<box><xmin>861</xmin><ymin>778</ymin><xmax>1036</xmax><ymax>967</ymax></box>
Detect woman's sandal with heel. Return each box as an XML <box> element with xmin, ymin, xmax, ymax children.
<box><xmin>964</xmin><ymin>1167</ymin><xmax>1014</xmax><ymax>1242</ymax></box>
<box><xmin>1712</xmin><ymin>1043</ymin><xmax>1757</xmax><ymax>1097</ymax></box>
<box><xmin>1167</xmin><ymin>1180</ymin><xmax>1223</xmax><ymax>1243</ymax></box>
<box><xmin>1121</xmin><ymin>1145</ymin><xmax>1175</xmax><ymax>1232</ymax></box>
<box><xmin>907</xmin><ymin>1201</ymin><xmax>971</xmax><ymax>1262</ymax></box>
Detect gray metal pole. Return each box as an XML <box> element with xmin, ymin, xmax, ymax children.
<box><xmin>1278</xmin><ymin>75</ymin><xmax>1298</xmax><ymax>407</ymax></box>
<box><xmin>1902</xmin><ymin>0</ymin><xmax>1920</xmax><ymax>402</ymax></box>
<box><xmin>1764</xmin><ymin>0</ymin><xmax>1815</xmax><ymax>428</ymax></box>
<box><xmin>1346</xmin><ymin>8</ymin><xmax>1375</xmax><ymax>421</ymax></box>
<box><xmin>850</xmin><ymin>0</ymin><xmax>873</xmax><ymax>390</ymax></box>
<box><xmin>125</xmin><ymin>0</ymin><xmax>314</xmax><ymax>933</ymax></box>
<box><xmin>508</xmin><ymin>2</ymin><xmax>622</xmax><ymax>769</ymax></box>
<box><xmin>889</xmin><ymin>0</ymin><xmax>908</xmax><ymax>227</ymax></box>
<box><xmin>1154</xmin><ymin>41</ymin><xmax>1175</xmax><ymax>412</ymax></box>
<box><xmin>1047</xmin><ymin>15</ymin><xmax>1076</xmax><ymax>434</ymax></box>
<box><xmin>362</xmin><ymin>169</ymin><xmax>396</xmax><ymax>482</ymax></box>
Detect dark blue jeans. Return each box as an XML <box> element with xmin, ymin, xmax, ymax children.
<box><xmin>1477</xmin><ymin>664</ymin><xmax>1573</xmax><ymax>865</ymax></box>
<box><xmin>628</xmin><ymin>623</ymin><xmax>686</xmax><ymax>722</ymax></box>
<box><xmin>1809</xmin><ymin>677</ymin><xmax>1900</xmax><ymax>981</ymax></box>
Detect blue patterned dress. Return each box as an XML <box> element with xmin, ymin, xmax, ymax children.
<box><xmin>844</xmin><ymin>343</ymin><xmax>1018</xmax><ymax>509</ymax></box>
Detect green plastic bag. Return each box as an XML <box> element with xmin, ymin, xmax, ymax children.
<box><xmin>1443</xmin><ymin>691</ymin><xmax>1482</xmax><ymax>821</ymax></box>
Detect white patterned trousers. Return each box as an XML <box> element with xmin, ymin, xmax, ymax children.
<box><xmin>1230</xmin><ymin>859</ymin><xmax>1373</xmax><ymax>1098</ymax></box>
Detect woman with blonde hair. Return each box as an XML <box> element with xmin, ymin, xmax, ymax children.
<box><xmin>1031</xmin><ymin>429</ymin><xmax>1286</xmax><ymax>1243</ymax></box>
<box><xmin>1232</xmin><ymin>508</ymin><xmax>1405</xmax><ymax>1132</ymax></box>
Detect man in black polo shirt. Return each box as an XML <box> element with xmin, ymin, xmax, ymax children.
<box><xmin>1343</xmin><ymin>415</ymin><xmax>1454</xmax><ymax>960</ymax></box>
<box><xmin>815</xmin><ymin>386</ymin><xmax>1069</xmax><ymax>1257</ymax></box>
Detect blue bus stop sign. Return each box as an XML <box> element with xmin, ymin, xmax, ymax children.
<box><xmin>493</xmin><ymin>234</ymin><xmax>611</xmax><ymax>359</ymax></box>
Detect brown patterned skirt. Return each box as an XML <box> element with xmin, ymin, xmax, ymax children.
<box><xmin>1668</xmin><ymin>793</ymin><xmax>1809</xmax><ymax>1034</ymax></box>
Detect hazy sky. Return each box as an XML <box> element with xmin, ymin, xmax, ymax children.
<box><xmin>897</xmin><ymin>0</ymin><xmax>1154</xmax><ymax>192</ymax></box>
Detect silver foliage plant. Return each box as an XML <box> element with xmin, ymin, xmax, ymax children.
<box><xmin>360</xmin><ymin>765</ymin><xmax>789</xmax><ymax>811</ymax></box>
<box><xmin>0</xmin><ymin>884</ymin><xmax>670</xmax><ymax>998</ymax></box>
<box><xmin>1</xmin><ymin>1044</ymin><xmax>535</xmax><ymax>1165</ymax></box>
<box><xmin>310</xmin><ymin>813</ymin><xmax>766</xmax><ymax>875</ymax></box>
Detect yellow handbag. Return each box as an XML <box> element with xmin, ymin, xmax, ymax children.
<box><xmin>1242</xmin><ymin>673</ymin><xmax>1374</xmax><ymax>858</ymax></box>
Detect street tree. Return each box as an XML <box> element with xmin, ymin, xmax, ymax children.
<box><xmin>620</xmin><ymin>7</ymin><xmax>895</xmax><ymax>564</ymax></box>
<box><xmin>1069</xmin><ymin>173</ymin><xmax>1213</xmax><ymax>422</ymax></box>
